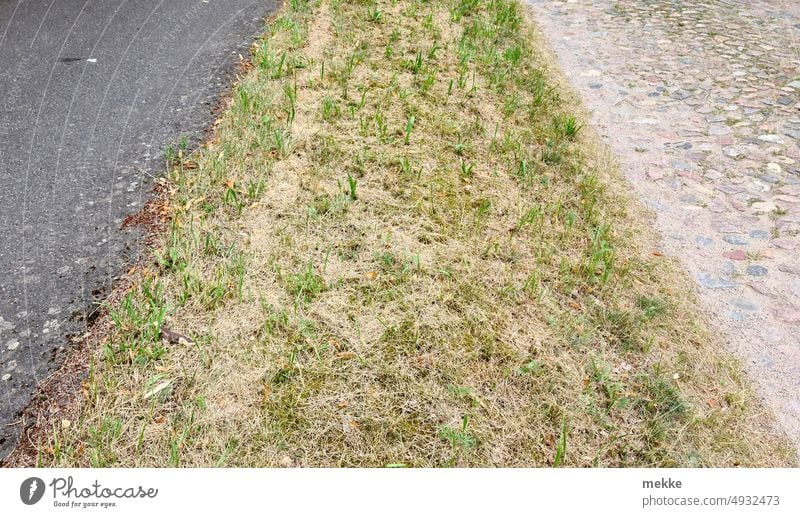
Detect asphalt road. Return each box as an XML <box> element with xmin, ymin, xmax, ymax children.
<box><xmin>0</xmin><ymin>0</ymin><xmax>278</xmax><ymax>459</ymax></box>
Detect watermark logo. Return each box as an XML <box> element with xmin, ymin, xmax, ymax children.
<box><xmin>20</xmin><ymin>477</ymin><xmax>45</xmax><ymax>505</ymax></box>
<box><xmin>17</xmin><ymin>476</ymin><xmax>159</xmax><ymax>509</ymax></box>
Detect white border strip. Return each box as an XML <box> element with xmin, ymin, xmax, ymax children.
<box><xmin>2</xmin><ymin>468</ymin><xmax>798</xmax><ymax>516</ymax></box>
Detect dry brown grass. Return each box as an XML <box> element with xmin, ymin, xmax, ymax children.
<box><xmin>36</xmin><ymin>0</ymin><xmax>796</xmax><ymax>467</ymax></box>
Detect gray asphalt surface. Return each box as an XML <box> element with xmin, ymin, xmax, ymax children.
<box><xmin>0</xmin><ymin>0</ymin><xmax>278</xmax><ymax>459</ymax></box>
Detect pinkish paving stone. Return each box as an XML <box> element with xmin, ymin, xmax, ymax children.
<box><xmin>752</xmin><ymin>201</ymin><xmax>778</xmax><ymax>213</ymax></box>
<box><xmin>772</xmin><ymin>307</ymin><xmax>800</xmax><ymax>324</ymax></box>
<box><xmin>647</xmin><ymin>168</ymin><xmax>666</xmax><ymax>181</ymax></box>
<box><xmin>723</xmin><ymin>250</ymin><xmax>747</xmax><ymax>261</ymax></box>
<box><xmin>772</xmin><ymin>238</ymin><xmax>798</xmax><ymax>250</ymax></box>
<box><xmin>774</xmin><ymin>195</ymin><xmax>800</xmax><ymax>204</ymax></box>
<box><xmin>748</xmin><ymin>281</ymin><xmax>775</xmax><ymax>297</ymax></box>
<box><xmin>760</xmin><ymin>248</ymin><xmax>777</xmax><ymax>259</ymax></box>
<box><xmin>779</xmin><ymin>263</ymin><xmax>800</xmax><ymax>276</ymax></box>
<box><xmin>528</xmin><ymin>0</ymin><xmax>800</xmax><ymax>452</ymax></box>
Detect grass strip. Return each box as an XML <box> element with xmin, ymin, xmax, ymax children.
<box><xmin>40</xmin><ymin>0</ymin><xmax>796</xmax><ymax>467</ymax></box>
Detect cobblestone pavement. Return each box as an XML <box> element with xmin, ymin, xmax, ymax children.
<box><xmin>527</xmin><ymin>0</ymin><xmax>800</xmax><ymax>447</ymax></box>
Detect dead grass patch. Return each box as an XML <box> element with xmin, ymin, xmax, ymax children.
<box><xmin>33</xmin><ymin>0</ymin><xmax>797</xmax><ymax>467</ymax></box>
